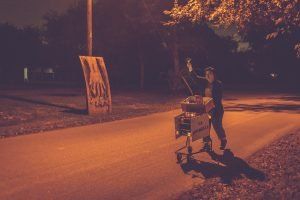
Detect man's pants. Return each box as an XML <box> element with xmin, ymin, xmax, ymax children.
<box><xmin>204</xmin><ymin>108</ymin><xmax>226</xmax><ymax>142</ymax></box>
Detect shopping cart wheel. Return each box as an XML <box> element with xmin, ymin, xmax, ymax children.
<box><xmin>176</xmin><ymin>153</ymin><xmax>182</xmax><ymax>163</ymax></box>
<box><xmin>186</xmin><ymin>155</ymin><xmax>191</xmax><ymax>163</ymax></box>
<box><xmin>188</xmin><ymin>146</ymin><xmax>193</xmax><ymax>154</ymax></box>
<box><xmin>203</xmin><ymin>142</ymin><xmax>212</xmax><ymax>152</ymax></box>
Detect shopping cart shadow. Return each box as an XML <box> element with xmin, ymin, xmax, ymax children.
<box><xmin>179</xmin><ymin>149</ymin><xmax>266</xmax><ymax>184</ymax></box>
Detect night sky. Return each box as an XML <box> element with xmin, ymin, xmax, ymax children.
<box><xmin>0</xmin><ymin>0</ymin><xmax>76</xmax><ymax>27</ymax></box>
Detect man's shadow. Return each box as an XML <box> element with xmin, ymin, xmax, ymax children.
<box><xmin>180</xmin><ymin>149</ymin><xmax>266</xmax><ymax>184</ymax></box>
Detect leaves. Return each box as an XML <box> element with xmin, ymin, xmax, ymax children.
<box><xmin>165</xmin><ymin>0</ymin><xmax>300</xmax><ymax>57</ymax></box>
<box><xmin>266</xmin><ymin>31</ymin><xmax>279</xmax><ymax>40</ymax></box>
<box><xmin>295</xmin><ymin>43</ymin><xmax>300</xmax><ymax>58</ymax></box>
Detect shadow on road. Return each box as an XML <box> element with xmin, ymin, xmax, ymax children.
<box><xmin>225</xmin><ymin>94</ymin><xmax>300</xmax><ymax>114</ymax></box>
<box><xmin>259</xmin><ymin>95</ymin><xmax>300</xmax><ymax>102</ymax></box>
<box><xmin>0</xmin><ymin>94</ymin><xmax>86</xmax><ymax>115</ymax></box>
<box><xmin>180</xmin><ymin>149</ymin><xmax>266</xmax><ymax>184</ymax></box>
<box><xmin>225</xmin><ymin>103</ymin><xmax>300</xmax><ymax>114</ymax></box>
<box><xmin>47</xmin><ymin>93</ymin><xmax>81</xmax><ymax>97</ymax></box>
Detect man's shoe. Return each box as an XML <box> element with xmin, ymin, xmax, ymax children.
<box><xmin>220</xmin><ymin>139</ymin><xmax>227</xmax><ymax>150</ymax></box>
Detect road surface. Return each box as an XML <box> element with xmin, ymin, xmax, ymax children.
<box><xmin>0</xmin><ymin>93</ymin><xmax>299</xmax><ymax>200</ymax></box>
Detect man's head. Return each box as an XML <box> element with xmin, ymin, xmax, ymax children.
<box><xmin>204</xmin><ymin>67</ymin><xmax>216</xmax><ymax>83</ymax></box>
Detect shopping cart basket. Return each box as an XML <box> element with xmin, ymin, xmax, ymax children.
<box><xmin>174</xmin><ymin>95</ymin><xmax>215</xmax><ymax>163</ymax></box>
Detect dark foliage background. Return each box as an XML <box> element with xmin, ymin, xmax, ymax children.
<box><xmin>0</xmin><ymin>0</ymin><xmax>299</xmax><ymax>90</ymax></box>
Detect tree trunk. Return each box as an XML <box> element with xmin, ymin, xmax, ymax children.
<box><xmin>169</xmin><ymin>31</ymin><xmax>181</xmax><ymax>91</ymax></box>
<box><xmin>173</xmin><ymin>36</ymin><xmax>180</xmax><ymax>75</ymax></box>
<box><xmin>139</xmin><ymin>52</ymin><xmax>145</xmax><ymax>90</ymax></box>
<box><xmin>137</xmin><ymin>41</ymin><xmax>145</xmax><ymax>90</ymax></box>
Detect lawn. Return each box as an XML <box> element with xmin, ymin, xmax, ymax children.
<box><xmin>0</xmin><ymin>87</ymin><xmax>183</xmax><ymax>137</ymax></box>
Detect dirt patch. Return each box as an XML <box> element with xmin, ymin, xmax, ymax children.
<box><xmin>0</xmin><ymin>88</ymin><xmax>183</xmax><ymax>137</ymax></box>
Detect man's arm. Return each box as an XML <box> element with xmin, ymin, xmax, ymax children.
<box><xmin>186</xmin><ymin>60</ymin><xmax>207</xmax><ymax>82</ymax></box>
<box><xmin>190</xmin><ymin>69</ymin><xmax>207</xmax><ymax>83</ymax></box>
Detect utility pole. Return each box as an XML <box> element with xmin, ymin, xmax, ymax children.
<box><xmin>80</xmin><ymin>0</ymin><xmax>112</xmax><ymax>115</ymax></box>
<box><xmin>87</xmin><ymin>0</ymin><xmax>93</xmax><ymax>56</ymax></box>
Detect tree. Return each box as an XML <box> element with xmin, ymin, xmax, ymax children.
<box><xmin>42</xmin><ymin>0</ymin><xmax>239</xmax><ymax>89</ymax></box>
<box><xmin>43</xmin><ymin>0</ymin><xmax>175</xmax><ymax>87</ymax></box>
<box><xmin>43</xmin><ymin>1</ymin><xmax>86</xmax><ymax>81</ymax></box>
<box><xmin>165</xmin><ymin>0</ymin><xmax>300</xmax><ymax>58</ymax></box>
<box><xmin>0</xmin><ymin>23</ymin><xmax>45</xmax><ymax>83</ymax></box>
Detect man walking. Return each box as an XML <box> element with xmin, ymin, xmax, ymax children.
<box><xmin>181</xmin><ymin>59</ymin><xmax>227</xmax><ymax>150</ymax></box>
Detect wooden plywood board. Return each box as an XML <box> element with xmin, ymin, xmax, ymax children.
<box><xmin>79</xmin><ymin>56</ymin><xmax>112</xmax><ymax>115</ymax></box>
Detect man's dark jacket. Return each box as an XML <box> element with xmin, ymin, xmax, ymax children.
<box><xmin>180</xmin><ymin>68</ymin><xmax>224</xmax><ymax>110</ymax></box>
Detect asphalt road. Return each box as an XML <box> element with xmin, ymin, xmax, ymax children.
<box><xmin>0</xmin><ymin>93</ymin><xmax>299</xmax><ymax>200</ymax></box>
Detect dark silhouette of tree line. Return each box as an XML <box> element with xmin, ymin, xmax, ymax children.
<box><xmin>0</xmin><ymin>0</ymin><xmax>299</xmax><ymax>89</ymax></box>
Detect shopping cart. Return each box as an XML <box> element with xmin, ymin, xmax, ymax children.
<box><xmin>174</xmin><ymin>95</ymin><xmax>215</xmax><ymax>163</ymax></box>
